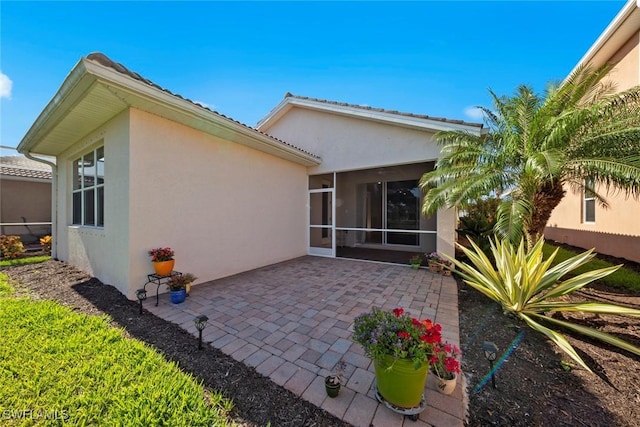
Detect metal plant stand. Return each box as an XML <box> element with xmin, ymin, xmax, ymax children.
<box><xmin>143</xmin><ymin>271</ymin><xmax>182</xmax><ymax>306</ymax></box>
<box><xmin>374</xmin><ymin>381</ymin><xmax>426</xmax><ymax>422</ymax></box>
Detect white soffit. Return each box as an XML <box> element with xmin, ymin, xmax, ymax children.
<box><xmin>18</xmin><ymin>57</ymin><xmax>320</xmax><ymax>167</ymax></box>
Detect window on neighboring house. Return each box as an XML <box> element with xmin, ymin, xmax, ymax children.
<box><xmin>72</xmin><ymin>146</ymin><xmax>104</xmax><ymax>227</ymax></box>
<box><xmin>583</xmin><ymin>178</ymin><xmax>595</xmax><ymax>223</ymax></box>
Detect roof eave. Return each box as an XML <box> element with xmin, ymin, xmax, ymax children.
<box><xmin>568</xmin><ymin>0</ymin><xmax>640</xmax><ymax>76</ymax></box>
<box><xmin>19</xmin><ymin>57</ymin><xmax>320</xmax><ymax>167</ymax></box>
<box><xmin>83</xmin><ymin>60</ymin><xmax>321</xmax><ymax>166</ymax></box>
<box><xmin>257</xmin><ymin>96</ymin><xmax>483</xmax><ymax>134</ymax></box>
<box><xmin>17</xmin><ymin>58</ymin><xmax>92</xmax><ymax>155</ymax></box>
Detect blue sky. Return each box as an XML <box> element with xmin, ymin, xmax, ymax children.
<box><xmin>0</xmin><ymin>1</ymin><xmax>627</xmax><ymax>153</ymax></box>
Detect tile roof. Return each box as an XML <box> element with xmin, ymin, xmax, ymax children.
<box><xmin>283</xmin><ymin>92</ymin><xmax>483</xmax><ymax>128</ymax></box>
<box><xmin>85</xmin><ymin>53</ymin><xmax>320</xmax><ymax>161</ymax></box>
<box><xmin>0</xmin><ymin>156</ymin><xmax>52</xmax><ymax>180</ymax></box>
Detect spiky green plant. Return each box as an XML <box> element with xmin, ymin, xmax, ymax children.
<box><xmin>449</xmin><ymin>238</ymin><xmax>640</xmax><ymax>372</ymax></box>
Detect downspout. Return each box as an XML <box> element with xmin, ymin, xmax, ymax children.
<box><xmin>23</xmin><ymin>152</ymin><xmax>58</xmax><ymax>260</ymax></box>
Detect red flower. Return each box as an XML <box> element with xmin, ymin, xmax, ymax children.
<box><xmin>445</xmin><ymin>357</ymin><xmax>461</xmax><ymax>374</ymax></box>
<box><xmin>397</xmin><ymin>331</ymin><xmax>411</xmax><ymax>339</ymax></box>
<box><xmin>411</xmin><ymin>318</ymin><xmax>422</xmax><ymax>327</ymax></box>
<box><xmin>392</xmin><ymin>308</ymin><xmax>404</xmax><ymax>317</ymax></box>
<box><xmin>422</xmin><ymin>319</ymin><xmax>433</xmax><ymax>329</ymax></box>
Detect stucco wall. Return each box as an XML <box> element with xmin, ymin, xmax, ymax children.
<box><xmin>545</xmin><ymin>30</ymin><xmax>640</xmax><ymax>260</ymax></box>
<box><xmin>57</xmin><ymin>109</ymin><xmax>131</xmax><ymax>295</ymax></box>
<box><xmin>608</xmin><ymin>31</ymin><xmax>640</xmax><ymax>91</ymax></box>
<box><xmin>128</xmin><ymin>108</ymin><xmax>308</xmax><ymax>299</ymax></box>
<box><xmin>265</xmin><ymin>108</ymin><xmax>443</xmax><ymax>173</ymax></box>
<box><xmin>0</xmin><ymin>178</ymin><xmax>51</xmax><ymax>242</ymax></box>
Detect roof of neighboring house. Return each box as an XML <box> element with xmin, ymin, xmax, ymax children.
<box><xmin>257</xmin><ymin>92</ymin><xmax>484</xmax><ymax>134</ymax></box>
<box><xmin>570</xmin><ymin>0</ymin><xmax>640</xmax><ymax>75</ymax></box>
<box><xmin>0</xmin><ymin>156</ymin><xmax>52</xmax><ymax>181</ymax></box>
<box><xmin>18</xmin><ymin>53</ymin><xmax>321</xmax><ymax>167</ymax></box>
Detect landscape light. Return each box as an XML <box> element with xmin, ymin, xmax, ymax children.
<box><xmin>136</xmin><ymin>289</ymin><xmax>147</xmax><ymax>314</ymax></box>
<box><xmin>194</xmin><ymin>315</ymin><xmax>209</xmax><ymax>350</ymax></box>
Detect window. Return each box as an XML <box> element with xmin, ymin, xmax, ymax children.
<box><xmin>583</xmin><ymin>178</ymin><xmax>595</xmax><ymax>223</ymax></box>
<box><xmin>72</xmin><ymin>146</ymin><xmax>104</xmax><ymax>227</ymax></box>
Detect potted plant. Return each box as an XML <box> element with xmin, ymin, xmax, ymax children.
<box><xmin>426</xmin><ymin>252</ymin><xmax>444</xmax><ymax>273</ymax></box>
<box><xmin>430</xmin><ymin>342</ymin><xmax>461</xmax><ymax>395</ymax></box>
<box><xmin>325</xmin><ymin>360</ymin><xmax>346</xmax><ymax>398</ymax></box>
<box><xmin>353</xmin><ymin>307</ymin><xmax>444</xmax><ymax>408</ymax></box>
<box><xmin>148</xmin><ymin>247</ymin><xmax>175</xmax><ymax>276</ymax></box>
<box><xmin>409</xmin><ymin>255</ymin><xmax>422</xmax><ymax>270</ymax></box>
<box><xmin>166</xmin><ymin>273</ymin><xmax>196</xmax><ymax>304</ymax></box>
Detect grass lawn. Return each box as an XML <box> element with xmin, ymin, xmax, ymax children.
<box><xmin>543</xmin><ymin>242</ymin><xmax>640</xmax><ymax>291</ymax></box>
<box><xmin>0</xmin><ymin>255</ymin><xmax>51</xmax><ymax>267</ymax></box>
<box><xmin>0</xmin><ymin>273</ymin><xmax>233</xmax><ymax>426</ymax></box>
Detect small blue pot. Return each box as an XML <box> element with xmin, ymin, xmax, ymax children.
<box><xmin>170</xmin><ymin>289</ymin><xmax>186</xmax><ymax>304</ymax></box>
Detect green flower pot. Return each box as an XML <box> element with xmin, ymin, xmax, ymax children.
<box><xmin>374</xmin><ymin>355</ymin><xmax>428</xmax><ymax>408</ymax></box>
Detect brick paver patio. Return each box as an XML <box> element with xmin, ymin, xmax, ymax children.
<box><xmin>145</xmin><ymin>256</ymin><xmax>464</xmax><ymax>427</ymax></box>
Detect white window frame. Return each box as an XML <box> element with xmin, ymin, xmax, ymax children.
<box><xmin>72</xmin><ymin>146</ymin><xmax>104</xmax><ymax>227</ymax></box>
<box><xmin>583</xmin><ymin>178</ymin><xmax>595</xmax><ymax>224</ymax></box>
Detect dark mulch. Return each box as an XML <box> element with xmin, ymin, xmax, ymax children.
<box><xmin>2</xmin><ymin>259</ymin><xmax>349</xmax><ymax>427</ymax></box>
<box><xmin>459</xmin><ymin>252</ymin><xmax>640</xmax><ymax>427</ymax></box>
<box><xmin>4</xmin><ymin>250</ymin><xmax>640</xmax><ymax>426</ymax></box>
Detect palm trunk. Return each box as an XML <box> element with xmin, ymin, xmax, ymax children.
<box><xmin>526</xmin><ymin>181</ymin><xmax>566</xmax><ymax>249</ymax></box>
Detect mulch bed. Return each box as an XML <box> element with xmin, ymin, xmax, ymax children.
<box><xmin>3</xmin><ymin>250</ymin><xmax>640</xmax><ymax>426</ymax></box>
<box><xmin>459</xmin><ymin>252</ymin><xmax>640</xmax><ymax>426</ymax></box>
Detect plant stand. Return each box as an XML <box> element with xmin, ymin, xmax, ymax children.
<box><xmin>143</xmin><ymin>271</ymin><xmax>182</xmax><ymax>306</ymax></box>
<box><xmin>374</xmin><ymin>380</ymin><xmax>426</xmax><ymax>422</ymax></box>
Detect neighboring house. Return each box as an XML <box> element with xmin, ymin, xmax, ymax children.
<box><xmin>0</xmin><ymin>155</ymin><xmax>52</xmax><ymax>243</ymax></box>
<box><xmin>17</xmin><ymin>53</ymin><xmax>482</xmax><ymax>299</ymax></box>
<box><xmin>545</xmin><ymin>0</ymin><xmax>640</xmax><ymax>263</ymax></box>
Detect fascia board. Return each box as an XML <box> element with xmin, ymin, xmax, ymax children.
<box><xmin>568</xmin><ymin>0</ymin><xmax>639</xmax><ymax>77</ymax></box>
<box><xmin>84</xmin><ymin>60</ymin><xmax>319</xmax><ymax>166</ymax></box>
<box><xmin>256</xmin><ymin>98</ymin><xmax>291</xmax><ymax>131</ymax></box>
<box><xmin>17</xmin><ymin>59</ymin><xmax>94</xmax><ymax>154</ymax></box>
<box><xmin>261</xmin><ymin>97</ymin><xmax>483</xmax><ymax>135</ymax></box>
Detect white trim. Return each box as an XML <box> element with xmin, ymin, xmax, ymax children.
<box><xmin>257</xmin><ymin>96</ymin><xmax>483</xmax><ymax>134</ymax></box>
<box><xmin>568</xmin><ymin>0</ymin><xmax>640</xmax><ymax>76</ymax></box>
<box><xmin>18</xmin><ymin>58</ymin><xmax>321</xmax><ymax>167</ymax></box>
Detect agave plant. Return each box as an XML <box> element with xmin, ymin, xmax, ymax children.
<box><xmin>449</xmin><ymin>238</ymin><xmax>640</xmax><ymax>372</ymax></box>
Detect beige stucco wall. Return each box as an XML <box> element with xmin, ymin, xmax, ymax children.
<box><xmin>265</xmin><ymin>107</ymin><xmax>457</xmax><ymax>259</ymax></box>
<box><xmin>0</xmin><ymin>178</ymin><xmax>51</xmax><ymax>242</ymax></box>
<box><xmin>57</xmin><ymin>110</ymin><xmax>131</xmax><ymax>295</ymax></box>
<box><xmin>128</xmin><ymin>108</ymin><xmax>308</xmax><ymax>299</ymax></box>
<box><xmin>545</xmin><ymin>30</ymin><xmax>640</xmax><ymax>262</ymax></box>
<box><xmin>607</xmin><ymin>31</ymin><xmax>640</xmax><ymax>91</ymax></box>
<box><xmin>265</xmin><ymin>108</ymin><xmax>443</xmax><ymax>174</ymax></box>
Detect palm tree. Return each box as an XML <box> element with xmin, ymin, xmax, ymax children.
<box><xmin>421</xmin><ymin>64</ymin><xmax>640</xmax><ymax>247</ymax></box>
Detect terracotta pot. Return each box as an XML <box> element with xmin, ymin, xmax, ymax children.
<box><xmin>434</xmin><ymin>372</ymin><xmax>457</xmax><ymax>395</ymax></box>
<box><xmin>153</xmin><ymin>260</ymin><xmax>175</xmax><ymax>276</ymax></box>
<box><xmin>428</xmin><ymin>261</ymin><xmax>442</xmax><ymax>273</ymax></box>
<box><xmin>374</xmin><ymin>356</ymin><xmax>428</xmax><ymax>408</ymax></box>
<box><xmin>443</xmin><ymin>269</ymin><xmax>452</xmax><ymax>276</ymax></box>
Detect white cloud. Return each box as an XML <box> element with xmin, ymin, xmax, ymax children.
<box><xmin>463</xmin><ymin>106</ymin><xmax>484</xmax><ymax>121</ymax></box>
<box><xmin>0</xmin><ymin>72</ymin><xmax>13</xmax><ymax>99</ymax></box>
<box><xmin>193</xmin><ymin>100</ymin><xmax>215</xmax><ymax>110</ymax></box>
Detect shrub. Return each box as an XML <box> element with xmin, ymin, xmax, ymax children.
<box><xmin>40</xmin><ymin>235</ymin><xmax>52</xmax><ymax>254</ymax></box>
<box><xmin>448</xmin><ymin>237</ymin><xmax>640</xmax><ymax>372</ymax></box>
<box><xmin>457</xmin><ymin>197</ymin><xmax>500</xmax><ymax>254</ymax></box>
<box><xmin>0</xmin><ymin>235</ymin><xmax>25</xmax><ymax>259</ymax></box>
